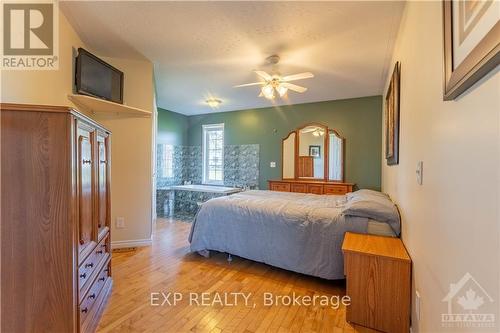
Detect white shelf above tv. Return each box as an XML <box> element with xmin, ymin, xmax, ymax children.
<box><xmin>68</xmin><ymin>94</ymin><xmax>151</xmax><ymax>117</ymax></box>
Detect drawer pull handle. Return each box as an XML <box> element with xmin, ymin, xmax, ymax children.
<box><xmin>81</xmin><ymin>307</ymin><xmax>88</xmax><ymax>313</ymax></box>
<box><xmin>80</xmin><ymin>273</ymin><xmax>87</xmax><ymax>279</ymax></box>
<box><xmin>96</xmin><ymin>250</ymin><xmax>103</xmax><ymax>254</ymax></box>
<box><xmin>100</xmin><ymin>160</ymin><xmax>107</xmax><ymax>164</ymax></box>
<box><xmin>88</xmin><ymin>293</ymin><xmax>96</xmax><ymax>300</ymax></box>
<box><xmin>82</xmin><ymin>159</ymin><xmax>92</xmax><ymax>164</ymax></box>
<box><xmin>98</xmin><ymin>277</ymin><xmax>106</xmax><ymax>282</ymax></box>
<box><xmin>85</xmin><ymin>263</ymin><xmax>94</xmax><ymax>268</ymax></box>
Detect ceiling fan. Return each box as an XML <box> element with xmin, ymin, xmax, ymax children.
<box><xmin>301</xmin><ymin>126</ymin><xmax>325</xmax><ymax>136</ymax></box>
<box><xmin>234</xmin><ymin>55</ymin><xmax>314</xmax><ymax>99</ymax></box>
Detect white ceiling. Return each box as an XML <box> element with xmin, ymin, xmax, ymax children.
<box><xmin>61</xmin><ymin>1</ymin><xmax>405</xmax><ymax>115</ymax></box>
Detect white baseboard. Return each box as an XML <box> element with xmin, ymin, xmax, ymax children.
<box><xmin>111</xmin><ymin>238</ymin><xmax>152</xmax><ymax>249</ymax></box>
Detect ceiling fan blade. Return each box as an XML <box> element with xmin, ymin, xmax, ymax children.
<box><xmin>281</xmin><ymin>82</ymin><xmax>308</xmax><ymax>93</ymax></box>
<box><xmin>281</xmin><ymin>72</ymin><xmax>314</xmax><ymax>82</ymax></box>
<box><xmin>254</xmin><ymin>70</ymin><xmax>272</xmax><ymax>81</ymax></box>
<box><xmin>234</xmin><ymin>82</ymin><xmax>265</xmax><ymax>88</ymax></box>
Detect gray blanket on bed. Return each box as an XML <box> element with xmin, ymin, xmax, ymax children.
<box><xmin>189</xmin><ymin>190</ymin><xmax>371</xmax><ymax>280</ymax></box>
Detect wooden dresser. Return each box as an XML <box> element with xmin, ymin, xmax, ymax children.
<box><xmin>1</xmin><ymin>103</ymin><xmax>112</xmax><ymax>333</ymax></box>
<box><xmin>342</xmin><ymin>232</ymin><xmax>411</xmax><ymax>333</ymax></box>
<box><xmin>268</xmin><ymin>180</ymin><xmax>354</xmax><ymax>195</ymax></box>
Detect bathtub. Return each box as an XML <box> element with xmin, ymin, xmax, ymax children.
<box><xmin>170</xmin><ymin>184</ymin><xmax>242</xmax><ymax>194</ymax></box>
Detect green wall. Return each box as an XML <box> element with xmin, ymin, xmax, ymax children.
<box><xmin>157</xmin><ymin>107</ymin><xmax>189</xmax><ymax>145</ymax></box>
<box><xmin>186</xmin><ymin>96</ymin><xmax>382</xmax><ymax>190</ymax></box>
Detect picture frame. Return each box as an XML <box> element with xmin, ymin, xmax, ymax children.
<box><xmin>385</xmin><ymin>61</ymin><xmax>400</xmax><ymax>166</ymax></box>
<box><xmin>443</xmin><ymin>0</ymin><xmax>500</xmax><ymax>100</ymax></box>
<box><xmin>309</xmin><ymin>145</ymin><xmax>321</xmax><ymax>158</ymax></box>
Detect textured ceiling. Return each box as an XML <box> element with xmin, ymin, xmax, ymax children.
<box><xmin>61</xmin><ymin>1</ymin><xmax>405</xmax><ymax>115</ymax></box>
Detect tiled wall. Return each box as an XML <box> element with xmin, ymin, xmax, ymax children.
<box><xmin>223</xmin><ymin>145</ymin><xmax>259</xmax><ymax>188</ymax></box>
<box><xmin>157</xmin><ymin>144</ymin><xmax>259</xmax><ymax>189</ymax></box>
<box><xmin>156</xmin><ymin>144</ymin><xmax>259</xmax><ymax>219</ymax></box>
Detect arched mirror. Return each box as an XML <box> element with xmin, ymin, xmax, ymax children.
<box><xmin>328</xmin><ymin>129</ymin><xmax>344</xmax><ymax>181</ymax></box>
<box><xmin>282</xmin><ymin>123</ymin><xmax>344</xmax><ymax>182</ymax></box>
<box><xmin>282</xmin><ymin>132</ymin><xmax>296</xmax><ymax>179</ymax></box>
<box><xmin>298</xmin><ymin>125</ymin><xmax>327</xmax><ymax>179</ymax></box>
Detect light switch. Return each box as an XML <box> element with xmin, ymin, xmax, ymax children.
<box><xmin>270</xmin><ymin>161</ymin><xmax>276</xmax><ymax>168</ymax></box>
<box><xmin>416</xmin><ymin>161</ymin><xmax>423</xmax><ymax>185</ymax></box>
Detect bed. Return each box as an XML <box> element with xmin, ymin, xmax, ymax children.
<box><xmin>189</xmin><ymin>189</ymin><xmax>400</xmax><ymax>280</ymax></box>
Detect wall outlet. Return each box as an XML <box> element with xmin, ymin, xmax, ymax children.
<box><xmin>415</xmin><ymin>290</ymin><xmax>421</xmax><ymax>323</ymax></box>
<box><xmin>116</xmin><ymin>217</ymin><xmax>125</xmax><ymax>229</ymax></box>
<box><xmin>416</xmin><ymin>161</ymin><xmax>423</xmax><ymax>185</ymax></box>
<box><xmin>270</xmin><ymin>161</ymin><xmax>276</xmax><ymax>168</ymax></box>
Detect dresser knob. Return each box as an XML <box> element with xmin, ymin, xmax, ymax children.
<box><xmin>82</xmin><ymin>159</ymin><xmax>92</xmax><ymax>164</ymax></box>
<box><xmin>85</xmin><ymin>262</ymin><xmax>94</xmax><ymax>268</ymax></box>
<box><xmin>80</xmin><ymin>273</ymin><xmax>86</xmax><ymax>279</ymax></box>
<box><xmin>81</xmin><ymin>307</ymin><xmax>88</xmax><ymax>313</ymax></box>
<box><xmin>98</xmin><ymin>277</ymin><xmax>105</xmax><ymax>282</ymax></box>
<box><xmin>96</xmin><ymin>250</ymin><xmax>103</xmax><ymax>254</ymax></box>
<box><xmin>88</xmin><ymin>293</ymin><xmax>96</xmax><ymax>300</ymax></box>
<box><xmin>100</xmin><ymin>160</ymin><xmax>107</xmax><ymax>164</ymax></box>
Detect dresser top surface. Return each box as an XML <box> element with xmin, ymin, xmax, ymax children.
<box><xmin>268</xmin><ymin>179</ymin><xmax>355</xmax><ymax>186</ymax></box>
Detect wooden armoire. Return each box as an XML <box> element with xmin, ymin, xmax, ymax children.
<box><xmin>1</xmin><ymin>103</ymin><xmax>112</xmax><ymax>333</ymax></box>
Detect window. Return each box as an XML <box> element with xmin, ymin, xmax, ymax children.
<box><xmin>160</xmin><ymin>144</ymin><xmax>174</xmax><ymax>178</ymax></box>
<box><xmin>202</xmin><ymin>123</ymin><xmax>224</xmax><ymax>184</ymax></box>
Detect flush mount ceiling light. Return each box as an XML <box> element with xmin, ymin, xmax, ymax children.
<box><xmin>206</xmin><ymin>98</ymin><xmax>222</xmax><ymax>108</ymax></box>
<box><xmin>234</xmin><ymin>55</ymin><xmax>314</xmax><ymax>100</ymax></box>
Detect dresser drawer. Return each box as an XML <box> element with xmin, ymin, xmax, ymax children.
<box><xmin>291</xmin><ymin>183</ymin><xmax>307</xmax><ymax>193</ymax></box>
<box><xmin>307</xmin><ymin>184</ymin><xmax>324</xmax><ymax>195</ymax></box>
<box><xmin>79</xmin><ymin>232</ymin><xmax>109</xmax><ymax>296</ymax></box>
<box><xmin>270</xmin><ymin>182</ymin><xmax>291</xmax><ymax>192</ymax></box>
<box><xmin>324</xmin><ymin>185</ymin><xmax>348</xmax><ymax>195</ymax></box>
<box><xmin>79</xmin><ymin>259</ymin><xmax>111</xmax><ymax>327</ymax></box>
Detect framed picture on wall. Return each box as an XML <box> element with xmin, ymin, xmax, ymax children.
<box><xmin>385</xmin><ymin>62</ymin><xmax>400</xmax><ymax>166</ymax></box>
<box><xmin>443</xmin><ymin>0</ymin><xmax>500</xmax><ymax>100</ymax></box>
<box><xmin>309</xmin><ymin>145</ymin><xmax>321</xmax><ymax>158</ymax></box>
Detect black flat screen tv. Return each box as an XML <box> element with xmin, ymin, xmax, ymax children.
<box><xmin>75</xmin><ymin>48</ymin><xmax>124</xmax><ymax>104</ymax></box>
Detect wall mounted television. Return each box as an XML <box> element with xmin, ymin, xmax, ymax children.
<box><xmin>75</xmin><ymin>48</ymin><xmax>124</xmax><ymax>104</ymax></box>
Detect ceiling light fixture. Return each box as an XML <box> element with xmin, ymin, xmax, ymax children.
<box><xmin>261</xmin><ymin>84</ymin><xmax>275</xmax><ymax>100</ymax></box>
<box><xmin>206</xmin><ymin>98</ymin><xmax>222</xmax><ymax>108</ymax></box>
<box><xmin>276</xmin><ymin>85</ymin><xmax>288</xmax><ymax>97</ymax></box>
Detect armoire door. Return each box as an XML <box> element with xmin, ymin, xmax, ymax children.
<box><xmin>77</xmin><ymin>122</ymin><xmax>96</xmax><ymax>257</ymax></box>
<box><xmin>96</xmin><ymin>132</ymin><xmax>109</xmax><ymax>237</ymax></box>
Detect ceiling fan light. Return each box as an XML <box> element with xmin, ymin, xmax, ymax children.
<box><xmin>277</xmin><ymin>85</ymin><xmax>288</xmax><ymax>97</ymax></box>
<box><xmin>261</xmin><ymin>84</ymin><xmax>275</xmax><ymax>99</ymax></box>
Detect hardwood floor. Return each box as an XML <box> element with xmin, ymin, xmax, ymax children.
<box><xmin>97</xmin><ymin>218</ymin><xmax>376</xmax><ymax>333</ymax></box>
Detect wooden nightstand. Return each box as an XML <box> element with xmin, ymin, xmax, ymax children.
<box><xmin>342</xmin><ymin>232</ymin><xmax>411</xmax><ymax>333</ymax></box>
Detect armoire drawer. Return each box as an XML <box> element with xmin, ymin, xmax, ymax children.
<box><xmin>79</xmin><ymin>233</ymin><xmax>110</xmax><ymax>294</ymax></box>
<box><xmin>80</xmin><ymin>260</ymin><xmax>111</xmax><ymax>326</ymax></box>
